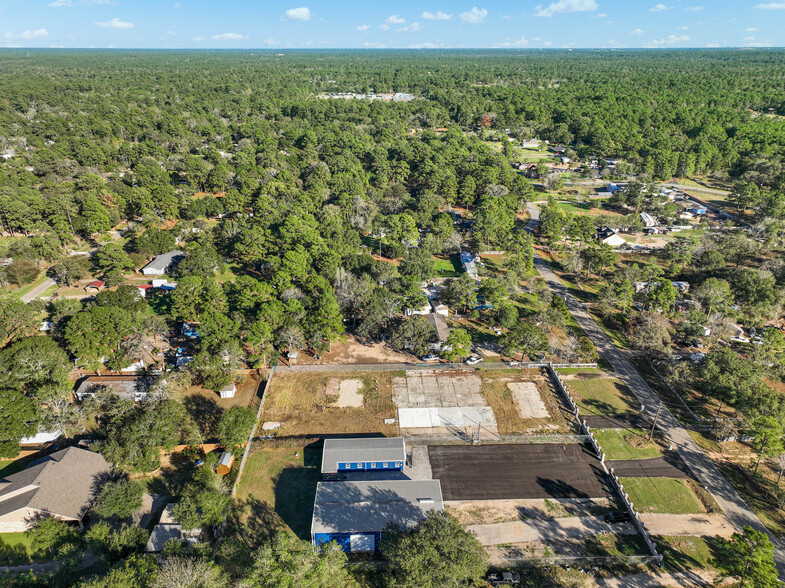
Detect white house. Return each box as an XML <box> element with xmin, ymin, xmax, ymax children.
<box><xmin>141</xmin><ymin>250</ymin><xmax>184</xmax><ymax>277</ymax></box>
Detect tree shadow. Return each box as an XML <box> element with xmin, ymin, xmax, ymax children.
<box><xmin>273</xmin><ymin>466</ymin><xmax>321</xmax><ymax>540</ymax></box>
<box><xmin>535</xmin><ymin>477</ymin><xmax>591</xmax><ymax>499</ymax></box>
<box><xmin>147</xmin><ymin>452</ymin><xmax>196</xmax><ymax>498</ymax></box>
<box><xmin>183</xmin><ymin>395</ymin><xmax>224</xmax><ymax>439</ymax></box>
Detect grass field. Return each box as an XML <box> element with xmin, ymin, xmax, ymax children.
<box><xmin>479</xmin><ymin>370</ymin><xmax>571</xmax><ymax>435</ymax></box>
<box><xmin>260</xmin><ymin>372</ymin><xmax>398</xmax><ymax>437</ymax></box>
<box><xmin>568</xmin><ymin>377</ymin><xmax>639</xmax><ymax>415</ymax></box>
<box><xmin>0</xmin><ymin>533</ymin><xmax>38</xmax><ymax>566</ymax></box>
<box><xmin>0</xmin><ymin>457</ymin><xmax>34</xmax><ymax>479</ymax></box>
<box><xmin>621</xmin><ymin>477</ymin><xmax>706</xmax><ymax>515</ymax></box>
<box><xmin>234</xmin><ymin>446</ymin><xmax>321</xmax><ymax>539</ymax></box>
<box><xmin>432</xmin><ymin>256</ymin><xmax>460</xmax><ymax>278</ymax></box>
<box><xmin>656</xmin><ymin>535</ymin><xmax>720</xmax><ymax>573</ymax></box>
<box><xmin>593</xmin><ymin>428</ymin><xmax>664</xmax><ymax>460</ymax></box>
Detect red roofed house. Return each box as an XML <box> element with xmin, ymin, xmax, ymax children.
<box><xmin>84</xmin><ymin>281</ymin><xmax>105</xmax><ymax>293</ymax></box>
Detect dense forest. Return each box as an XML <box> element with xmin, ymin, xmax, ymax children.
<box><xmin>2</xmin><ymin>49</ymin><xmax>785</xmax><ymax>586</ymax></box>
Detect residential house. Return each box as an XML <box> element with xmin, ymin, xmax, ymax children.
<box><xmin>0</xmin><ymin>447</ymin><xmax>111</xmax><ymax>532</ymax></box>
<box><xmin>596</xmin><ymin>227</ymin><xmax>626</xmax><ymax>248</ymax></box>
<box><xmin>74</xmin><ymin>375</ymin><xmax>155</xmax><ymax>402</ymax></box>
<box><xmin>459</xmin><ymin>251</ymin><xmax>477</xmax><ymax>279</ymax></box>
<box><xmin>141</xmin><ymin>250</ymin><xmax>184</xmax><ymax>277</ymax></box>
<box><xmin>425</xmin><ymin>313</ymin><xmax>450</xmax><ymax>345</ymax></box>
<box><xmin>145</xmin><ymin>504</ymin><xmax>200</xmax><ymax>552</ymax></box>
<box><xmin>84</xmin><ymin>281</ymin><xmax>105</xmax><ymax>293</ymax></box>
<box><xmin>640</xmin><ymin>212</ymin><xmax>657</xmax><ymax>228</ymax></box>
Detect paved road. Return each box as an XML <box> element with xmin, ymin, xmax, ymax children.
<box><xmin>20</xmin><ymin>277</ymin><xmax>55</xmax><ymax>303</ymax></box>
<box><xmin>276</xmin><ymin>361</ymin><xmax>532</xmax><ymax>373</ymax></box>
<box><xmin>526</xmin><ymin>202</ymin><xmax>785</xmax><ymax>571</ymax></box>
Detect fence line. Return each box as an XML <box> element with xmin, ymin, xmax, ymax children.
<box><xmin>546</xmin><ymin>363</ymin><xmax>663</xmax><ymax>566</ymax></box>
<box><xmin>231</xmin><ymin>360</ymin><xmax>277</xmax><ymax>498</ymax></box>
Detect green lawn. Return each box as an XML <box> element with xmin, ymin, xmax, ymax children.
<box><xmin>0</xmin><ymin>533</ymin><xmax>38</xmax><ymax>566</ymax></box>
<box><xmin>0</xmin><ymin>457</ymin><xmax>34</xmax><ymax>478</ymax></box>
<box><xmin>432</xmin><ymin>256</ymin><xmax>460</xmax><ymax>278</ymax></box>
<box><xmin>621</xmin><ymin>477</ymin><xmax>706</xmax><ymax>515</ymax></box>
<box><xmin>235</xmin><ymin>447</ymin><xmax>321</xmax><ymax>539</ymax></box>
<box><xmin>593</xmin><ymin>428</ymin><xmax>663</xmax><ymax>460</ymax></box>
<box><xmin>568</xmin><ymin>377</ymin><xmax>640</xmax><ymax>415</ymax></box>
<box><xmin>656</xmin><ymin>535</ymin><xmax>720</xmax><ymax>573</ymax></box>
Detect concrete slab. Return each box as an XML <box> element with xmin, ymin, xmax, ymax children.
<box><xmin>469</xmin><ymin>516</ymin><xmax>636</xmax><ymax>546</ymax></box>
<box><xmin>508</xmin><ymin>382</ymin><xmax>550</xmax><ymax>419</ymax></box>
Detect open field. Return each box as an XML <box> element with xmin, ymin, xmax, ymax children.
<box><xmin>593</xmin><ymin>428</ymin><xmax>664</xmax><ymax>460</ymax></box>
<box><xmin>620</xmin><ymin>478</ymin><xmax>705</xmax><ymax>515</ymax></box>
<box><xmin>567</xmin><ymin>376</ymin><xmax>640</xmax><ymax>415</ymax></box>
<box><xmin>260</xmin><ymin>372</ymin><xmax>398</xmax><ymax>437</ymax></box>
<box><xmin>233</xmin><ymin>446</ymin><xmax>320</xmax><ymax>539</ymax></box>
<box><xmin>479</xmin><ymin>370</ymin><xmax>571</xmax><ymax>435</ymax></box>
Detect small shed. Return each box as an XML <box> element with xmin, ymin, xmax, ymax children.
<box><xmin>84</xmin><ymin>280</ymin><xmax>105</xmax><ymax>293</ymax></box>
<box><xmin>321</xmin><ymin>437</ymin><xmax>406</xmax><ymax>476</ymax></box>
<box><xmin>219</xmin><ymin>382</ymin><xmax>236</xmax><ymax>399</ymax></box>
<box><xmin>135</xmin><ymin>284</ymin><xmax>153</xmax><ymax>298</ymax></box>
<box><xmin>216</xmin><ymin>451</ymin><xmax>235</xmax><ymax>476</ymax></box>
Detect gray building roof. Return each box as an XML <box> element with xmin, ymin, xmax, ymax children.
<box><xmin>0</xmin><ymin>447</ymin><xmax>111</xmax><ymax>520</ymax></box>
<box><xmin>74</xmin><ymin>375</ymin><xmax>154</xmax><ymax>401</ymax></box>
<box><xmin>311</xmin><ymin>480</ymin><xmax>443</xmax><ymax>535</ymax></box>
<box><xmin>425</xmin><ymin>313</ymin><xmax>450</xmax><ymax>343</ymax></box>
<box><xmin>142</xmin><ymin>250</ymin><xmax>184</xmax><ymax>274</ymax></box>
<box><xmin>321</xmin><ymin>438</ymin><xmax>405</xmax><ymax>474</ymax></box>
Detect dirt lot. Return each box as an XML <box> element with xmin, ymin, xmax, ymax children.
<box><xmin>285</xmin><ymin>335</ymin><xmax>414</xmax><ymax>365</ymax></box>
<box><xmin>179</xmin><ymin>371</ymin><xmax>261</xmax><ymax>409</ymax></box>
<box><xmin>447</xmin><ymin>497</ymin><xmax>614</xmax><ymax>525</ymax></box>
<box><xmin>429</xmin><ymin>444</ymin><xmax>612</xmax><ymax>501</ymax></box>
<box><xmin>480</xmin><ymin>370</ymin><xmax>572</xmax><ymax>435</ymax></box>
<box><xmin>259</xmin><ymin>371</ymin><xmax>399</xmax><ymax>437</ymax></box>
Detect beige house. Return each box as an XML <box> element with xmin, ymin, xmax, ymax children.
<box><xmin>0</xmin><ymin>447</ymin><xmax>111</xmax><ymax>532</ymax></box>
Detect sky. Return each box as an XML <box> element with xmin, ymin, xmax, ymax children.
<box><xmin>1</xmin><ymin>0</ymin><xmax>784</xmax><ymax>49</ymax></box>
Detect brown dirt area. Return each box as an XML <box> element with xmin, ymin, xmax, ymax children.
<box><xmin>259</xmin><ymin>371</ymin><xmax>399</xmax><ymax>437</ymax></box>
<box><xmin>287</xmin><ymin>334</ymin><xmax>414</xmax><ymax>365</ymax></box>
<box><xmin>480</xmin><ymin>369</ymin><xmax>572</xmax><ymax>434</ymax></box>
<box><xmin>178</xmin><ymin>372</ymin><xmax>261</xmax><ymax>409</ymax></box>
<box><xmin>447</xmin><ymin>498</ymin><xmax>614</xmax><ymax>525</ymax></box>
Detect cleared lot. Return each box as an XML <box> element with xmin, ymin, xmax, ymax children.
<box><xmin>608</xmin><ymin>455</ymin><xmax>693</xmax><ymax>479</ymax></box>
<box><xmin>429</xmin><ymin>444</ymin><xmax>611</xmax><ymax>501</ymax></box>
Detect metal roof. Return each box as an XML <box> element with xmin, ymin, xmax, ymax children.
<box><xmin>142</xmin><ymin>250</ymin><xmax>184</xmax><ymax>273</ymax></box>
<box><xmin>321</xmin><ymin>437</ymin><xmax>405</xmax><ymax>473</ymax></box>
<box><xmin>311</xmin><ymin>480</ymin><xmax>443</xmax><ymax>535</ymax></box>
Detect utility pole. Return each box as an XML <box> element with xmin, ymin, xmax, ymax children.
<box><xmin>648</xmin><ymin>401</ymin><xmax>663</xmax><ymax>442</ymax></box>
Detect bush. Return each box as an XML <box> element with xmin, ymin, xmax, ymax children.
<box><xmin>93</xmin><ymin>479</ymin><xmax>145</xmax><ymax>519</ymax></box>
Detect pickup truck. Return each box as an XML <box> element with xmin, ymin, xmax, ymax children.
<box><xmin>465</xmin><ymin>356</ymin><xmax>482</xmax><ymax>365</ymax></box>
<box><xmin>486</xmin><ymin>571</ymin><xmax>521</xmax><ymax>586</ymax></box>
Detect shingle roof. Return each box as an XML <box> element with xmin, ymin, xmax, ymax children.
<box><xmin>74</xmin><ymin>375</ymin><xmax>153</xmax><ymax>400</ymax></box>
<box><xmin>0</xmin><ymin>447</ymin><xmax>111</xmax><ymax>520</ymax></box>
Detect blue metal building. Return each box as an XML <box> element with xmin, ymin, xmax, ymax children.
<box><xmin>311</xmin><ymin>480</ymin><xmax>444</xmax><ymax>552</ymax></box>
<box><xmin>321</xmin><ymin>437</ymin><xmax>406</xmax><ymax>478</ymax></box>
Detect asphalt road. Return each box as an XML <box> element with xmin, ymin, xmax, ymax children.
<box><xmin>525</xmin><ymin>202</ymin><xmax>785</xmax><ymax>571</ymax></box>
<box><xmin>20</xmin><ymin>277</ymin><xmax>55</xmax><ymax>303</ymax></box>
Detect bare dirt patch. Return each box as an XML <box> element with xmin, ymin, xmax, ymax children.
<box><xmin>332</xmin><ymin>378</ymin><xmax>364</xmax><ymax>408</ymax></box>
<box><xmin>288</xmin><ymin>335</ymin><xmax>413</xmax><ymax>365</ymax></box>
<box><xmin>508</xmin><ymin>382</ymin><xmax>549</xmax><ymax>419</ymax></box>
<box><xmin>446</xmin><ymin>497</ymin><xmax>614</xmax><ymax>525</ymax></box>
<box><xmin>260</xmin><ymin>372</ymin><xmax>398</xmax><ymax>437</ymax></box>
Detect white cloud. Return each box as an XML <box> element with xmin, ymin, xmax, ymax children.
<box><xmin>3</xmin><ymin>29</ymin><xmax>49</xmax><ymax>40</ymax></box>
<box><xmin>684</xmin><ymin>5</ymin><xmax>703</xmax><ymax>10</ymax></box>
<box><xmin>706</xmin><ymin>42</ymin><xmax>720</xmax><ymax>47</ymax></box>
<box><xmin>534</xmin><ymin>0</ymin><xmax>598</xmax><ymax>17</ymax></box>
<box><xmin>650</xmin><ymin>3</ymin><xmax>669</xmax><ymax>11</ymax></box>
<box><xmin>379</xmin><ymin>24</ymin><xmax>390</xmax><ymax>30</ymax></box>
<box><xmin>410</xmin><ymin>22</ymin><xmax>422</xmax><ymax>31</ymax></box>
<box><xmin>49</xmin><ymin>0</ymin><xmax>114</xmax><ymax>5</ymax></box>
<box><xmin>356</xmin><ymin>24</ymin><xmax>371</xmax><ymax>31</ymax></box>
<box><xmin>211</xmin><ymin>32</ymin><xmax>247</xmax><ymax>40</ymax></box>
<box><xmin>597</xmin><ymin>12</ymin><xmax>607</xmax><ymax>17</ymax></box>
<box><xmin>494</xmin><ymin>35</ymin><xmax>529</xmax><ymax>47</ymax></box>
<box><xmin>677</xmin><ymin>25</ymin><xmax>689</xmax><ymax>30</ymax></box>
<box><xmin>166</xmin><ymin>30</ymin><xmax>176</xmax><ymax>36</ymax></box>
<box><xmin>264</xmin><ymin>38</ymin><xmax>279</xmax><ymax>45</ymax></box>
<box><xmin>646</xmin><ymin>33</ymin><xmax>690</xmax><ymax>46</ymax></box>
<box><xmin>410</xmin><ymin>41</ymin><xmax>442</xmax><ymax>48</ymax></box>
<box><xmin>755</xmin><ymin>2</ymin><xmax>785</xmax><ymax>8</ymax></box>
<box><xmin>459</xmin><ymin>7</ymin><xmax>488</xmax><ymax>23</ymax></box>
<box><xmin>282</xmin><ymin>6</ymin><xmax>312</xmax><ymax>21</ymax></box>
<box><xmin>746</xmin><ymin>27</ymin><xmax>759</xmax><ymax>32</ymax></box>
<box><xmin>173</xmin><ymin>2</ymin><xmax>180</xmax><ymax>8</ymax></box>
<box><xmin>630</xmin><ymin>28</ymin><xmax>643</xmax><ymax>35</ymax></box>
<box><xmin>364</xmin><ymin>41</ymin><xmax>386</xmax><ymax>48</ymax></box>
<box><xmin>542</xmin><ymin>40</ymin><xmax>553</xmax><ymax>46</ymax></box>
<box><xmin>422</xmin><ymin>10</ymin><xmax>452</xmax><ymax>20</ymax></box>
<box><xmin>386</xmin><ymin>14</ymin><xmax>406</xmax><ymax>24</ymax></box>
<box><xmin>94</xmin><ymin>18</ymin><xmax>134</xmax><ymax>29</ymax></box>
<box><xmin>191</xmin><ymin>36</ymin><xmax>204</xmax><ymax>41</ymax></box>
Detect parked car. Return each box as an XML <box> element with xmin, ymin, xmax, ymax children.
<box><xmin>421</xmin><ymin>354</ymin><xmax>439</xmax><ymax>362</ymax></box>
<box><xmin>487</xmin><ymin>571</ymin><xmax>521</xmax><ymax>586</ymax></box>
<box><xmin>603</xmin><ymin>511</ymin><xmax>632</xmax><ymax>524</ymax></box>
<box><xmin>508</xmin><ymin>360</ymin><xmax>522</xmax><ymax>366</ymax></box>
<box><xmin>465</xmin><ymin>356</ymin><xmax>482</xmax><ymax>365</ymax></box>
